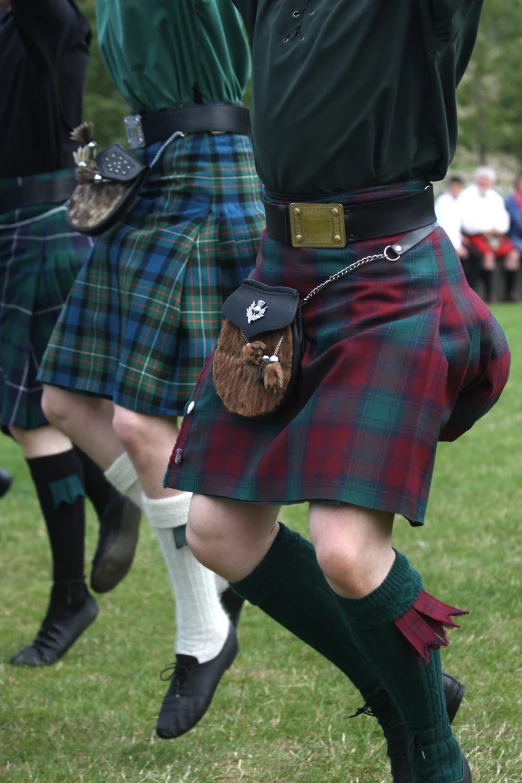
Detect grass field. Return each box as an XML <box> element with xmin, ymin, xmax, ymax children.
<box><xmin>0</xmin><ymin>305</ymin><xmax>521</xmax><ymax>783</ymax></box>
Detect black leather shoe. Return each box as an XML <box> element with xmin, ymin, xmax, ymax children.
<box><xmin>220</xmin><ymin>586</ymin><xmax>244</xmax><ymax>628</ymax></box>
<box><xmin>0</xmin><ymin>467</ymin><xmax>13</xmax><ymax>498</ymax></box>
<box><xmin>10</xmin><ymin>592</ymin><xmax>98</xmax><ymax>666</ymax></box>
<box><xmin>385</xmin><ymin>672</ymin><xmax>465</xmax><ymax>783</ymax></box>
<box><xmin>457</xmin><ymin>753</ymin><xmax>472</xmax><ymax>782</ymax></box>
<box><xmin>156</xmin><ymin>623</ymin><xmax>238</xmax><ymax>739</ymax></box>
<box><xmin>90</xmin><ymin>494</ymin><xmax>141</xmax><ymax>593</ymax></box>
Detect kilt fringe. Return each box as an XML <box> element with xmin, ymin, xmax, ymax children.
<box><xmin>393</xmin><ymin>589</ymin><xmax>468</xmax><ymax>664</ymax></box>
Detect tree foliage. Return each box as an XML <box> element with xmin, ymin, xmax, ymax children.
<box><xmin>457</xmin><ymin>0</ymin><xmax>522</xmax><ymax>164</ymax></box>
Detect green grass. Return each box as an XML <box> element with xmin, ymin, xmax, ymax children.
<box><xmin>1</xmin><ymin>305</ymin><xmax>521</xmax><ymax>783</ymax></box>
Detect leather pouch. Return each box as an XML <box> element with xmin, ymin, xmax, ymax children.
<box><xmin>213</xmin><ymin>280</ymin><xmax>303</xmax><ymax>418</ymax></box>
<box><xmin>67</xmin><ymin>123</ymin><xmax>149</xmax><ymax>237</ymax></box>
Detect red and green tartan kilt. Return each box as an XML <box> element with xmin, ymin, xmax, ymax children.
<box><xmin>0</xmin><ymin>171</ymin><xmax>93</xmax><ymax>430</ymax></box>
<box><xmin>165</xmin><ymin>180</ymin><xmax>511</xmax><ymax>525</ymax></box>
<box><xmin>39</xmin><ymin>132</ymin><xmax>264</xmax><ymax>416</ymax></box>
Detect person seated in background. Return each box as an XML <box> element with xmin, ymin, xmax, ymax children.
<box><xmin>459</xmin><ymin>166</ymin><xmax>520</xmax><ymax>303</ymax></box>
<box><xmin>505</xmin><ymin>171</ymin><xmax>522</xmax><ymax>259</ymax></box>
<box><xmin>435</xmin><ymin>175</ymin><xmax>480</xmax><ymax>290</ymax></box>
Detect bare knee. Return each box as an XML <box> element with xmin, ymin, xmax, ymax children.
<box><xmin>112</xmin><ymin>406</ymin><xmax>151</xmax><ymax>455</ymax></box>
<box><xmin>187</xmin><ymin>494</ymin><xmax>279</xmax><ymax>582</ymax></box>
<box><xmin>310</xmin><ymin>504</ymin><xmax>395</xmax><ymax>598</ymax></box>
<box><xmin>41</xmin><ymin>385</ymin><xmax>100</xmax><ymax>430</ymax></box>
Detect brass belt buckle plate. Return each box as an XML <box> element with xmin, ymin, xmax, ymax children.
<box><xmin>289</xmin><ymin>203</ymin><xmax>346</xmax><ymax>248</ymax></box>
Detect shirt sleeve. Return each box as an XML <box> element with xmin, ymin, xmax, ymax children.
<box><xmin>10</xmin><ymin>0</ymin><xmax>80</xmax><ymax>71</ymax></box>
<box><xmin>429</xmin><ymin>1</ymin><xmax>484</xmax><ymax>42</ymax></box>
<box><xmin>491</xmin><ymin>193</ymin><xmax>510</xmax><ymax>235</ymax></box>
<box><xmin>231</xmin><ymin>0</ymin><xmax>257</xmax><ymax>42</ymax></box>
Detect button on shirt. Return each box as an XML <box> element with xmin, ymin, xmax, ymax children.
<box><xmin>459</xmin><ymin>185</ymin><xmax>511</xmax><ymax>236</ymax></box>
<box><xmin>0</xmin><ymin>0</ymin><xmax>91</xmax><ymax>179</ymax></box>
<box><xmin>233</xmin><ymin>0</ymin><xmax>484</xmax><ymax>195</ymax></box>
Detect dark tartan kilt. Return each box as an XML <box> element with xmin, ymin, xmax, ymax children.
<box><xmin>0</xmin><ymin>171</ymin><xmax>93</xmax><ymax>430</ymax></box>
<box><xmin>39</xmin><ymin>132</ymin><xmax>264</xmax><ymax>416</ymax></box>
<box><xmin>165</xmin><ymin>180</ymin><xmax>511</xmax><ymax>525</ymax></box>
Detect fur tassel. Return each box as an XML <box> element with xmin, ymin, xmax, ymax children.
<box><xmin>393</xmin><ymin>589</ymin><xmax>468</xmax><ymax>664</ymax></box>
<box><xmin>76</xmin><ymin>166</ymin><xmax>97</xmax><ymax>185</ymax></box>
<box><xmin>263</xmin><ymin>360</ymin><xmax>284</xmax><ymax>391</ymax></box>
<box><xmin>73</xmin><ymin>146</ymin><xmax>93</xmax><ymax>166</ymax></box>
<box><xmin>243</xmin><ymin>341</ymin><xmax>266</xmax><ymax>366</ymax></box>
<box><xmin>70</xmin><ymin>121</ymin><xmax>95</xmax><ymax>144</ymax></box>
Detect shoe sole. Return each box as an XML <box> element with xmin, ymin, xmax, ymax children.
<box><xmin>90</xmin><ymin>500</ymin><xmax>141</xmax><ymax>593</ymax></box>
<box><xmin>156</xmin><ymin>628</ymin><xmax>239</xmax><ymax>740</ymax></box>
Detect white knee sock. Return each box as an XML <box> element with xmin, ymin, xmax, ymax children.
<box><xmin>104</xmin><ymin>452</ymin><xmax>143</xmax><ymax>509</ymax></box>
<box><xmin>142</xmin><ymin>491</ymin><xmax>229</xmax><ymax>663</ymax></box>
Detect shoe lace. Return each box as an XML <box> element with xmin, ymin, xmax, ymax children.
<box><xmin>347</xmin><ymin>685</ymin><xmax>391</xmax><ymax>719</ymax></box>
<box><xmin>160</xmin><ymin>659</ymin><xmax>198</xmax><ymax>698</ymax></box>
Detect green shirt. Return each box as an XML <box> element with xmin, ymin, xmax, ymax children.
<box><xmin>234</xmin><ymin>1</ymin><xmax>483</xmax><ymax>195</ymax></box>
<box><xmin>97</xmin><ymin>0</ymin><xmax>250</xmax><ymax>112</ymax></box>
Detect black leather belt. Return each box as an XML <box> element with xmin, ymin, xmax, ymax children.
<box><xmin>0</xmin><ymin>175</ymin><xmax>76</xmax><ymax>213</ymax></box>
<box><xmin>264</xmin><ymin>186</ymin><xmax>436</xmax><ymax>248</ymax></box>
<box><xmin>124</xmin><ymin>104</ymin><xmax>251</xmax><ymax>149</ymax></box>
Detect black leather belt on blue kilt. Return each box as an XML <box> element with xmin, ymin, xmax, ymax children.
<box><xmin>124</xmin><ymin>104</ymin><xmax>251</xmax><ymax>149</ymax></box>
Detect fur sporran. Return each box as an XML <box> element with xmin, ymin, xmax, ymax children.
<box><xmin>213</xmin><ymin>280</ymin><xmax>303</xmax><ymax>418</ymax></box>
<box><xmin>67</xmin><ymin>123</ymin><xmax>149</xmax><ymax>237</ymax></box>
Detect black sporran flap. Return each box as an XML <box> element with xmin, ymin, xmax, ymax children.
<box><xmin>213</xmin><ymin>280</ymin><xmax>303</xmax><ymax>418</ymax></box>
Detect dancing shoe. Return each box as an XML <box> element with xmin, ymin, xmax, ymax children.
<box><xmin>0</xmin><ymin>467</ymin><xmax>13</xmax><ymax>498</ymax></box>
<box><xmin>10</xmin><ymin>589</ymin><xmax>98</xmax><ymax>666</ymax></box>
<box><xmin>90</xmin><ymin>494</ymin><xmax>141</xmax><ymax>593</ymax></box>
<box><xmin>156</xmin><ymin>623</ymin><xmax>239</xmax><ymax>739</ymax></box>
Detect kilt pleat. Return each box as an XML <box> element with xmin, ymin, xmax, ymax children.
<box><xmin>0</xmin><ymin>171</ymin><xmax>93</xmax><ymax>429</ymax></box>
<box><xmin>39</xmin><ymin>132</ymin><xmax>264</xmax><ymax>415</ymax></box>
<box><xmin>164</xmin><ymin>180</ymin><xmax>511</xmax><ymax>525</ymax></box>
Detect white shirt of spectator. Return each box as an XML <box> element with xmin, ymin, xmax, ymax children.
<box><xmin>459</xmin><ymin>184</ymin><xmax>511</xmax><ymax>235</ymax></box>
<box><xmin>435</xmin><ymin>191</ymin><xmax>463</xmax><ymax>250</ymax></box>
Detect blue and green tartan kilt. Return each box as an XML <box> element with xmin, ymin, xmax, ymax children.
<box><xmin>39</xmin><ymin>132</ymin><xmax>264</xmax><ymax>416</ymax></box>
<box><xmin>0</xmin><ymin>171</ymin><xmax>94</xmax><ymax>430</ymax></box>
<box><xmin>165</xmin><ymin>180</ymin><xmax>511</xmax><ymax>525</ymax></box>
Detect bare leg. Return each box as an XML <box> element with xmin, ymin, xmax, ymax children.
<box><xmin>10</xmin><ymin>423</ymin><xmax>72</xmax><ymax>459</ymax></box>
<box><xmin>41</xmin><ymin>385</ymin><xmax>124</xmax><ymax>470</ymax></box>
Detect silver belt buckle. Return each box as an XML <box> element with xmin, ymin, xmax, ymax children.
<box><xmin>124</xmin><ymin>115</ymin><xmax>145</xmax><ymax>149</ymax></box>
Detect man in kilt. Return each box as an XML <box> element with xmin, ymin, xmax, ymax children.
<box><xmin>0</xmin><ymin>0</ymin><xmax>141</xmax><ymax>667</ymax></box>
<box><xmin>40</xmin><ymin>0</ymin><xmax>264</xmax><ymax>738</ymax></box>
<box><xmin>164</xmin><ymin>2</ymin><xmax>510</xmax><ymax>782</ymax></box>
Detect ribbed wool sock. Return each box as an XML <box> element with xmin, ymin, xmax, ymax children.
<box><xmin>231</xmin><ymin>524</ymin><xmax>402</xmax><ymax>732</ymax></box>
<box><xmin>104</xmin><ymin>452</ymin><xmax>142</xmax><ymax>509</ymax></box>
<box><xmin>503</xmin><ymin>269</ymin><xmax>518</xmax><ymax>300</ymax></box>
<box><xmin>26</xmin><ymin>450</ymin><xmax>88</xmax><ymax>616</ymax></box>
<box><xmin>75</xmin><ymin>448</ymin><xmax>116</xmax><ymax>520</ymax></box>
<box><xmin>337</xmin><ymin>551</ymin><xmax>463</xmax><ymax>783</ymax></box>
<box><xmin>143</xmin><ymin>491</ymin><xmax>229</xmax><ymax>663</ymax></box>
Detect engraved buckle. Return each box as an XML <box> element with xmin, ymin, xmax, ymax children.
<box><xmin>289</xmin><ymin>203</ymin><xmax>346</xmax><ymax>248</ymax></box>
<box><xmin>124</xmin><ymin>115</ymin><xmax>145</xmax><ymax>149</ymax></box>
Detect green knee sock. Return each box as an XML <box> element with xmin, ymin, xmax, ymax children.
<box><xmin>232</xmin><ymin>524</ymin><xmax>402</xmax><ymax>731</ymax></box>
<box><xmin>338</xmin><ymin>550</ymin><xmax>463</xmax><ymax>783</ymax></box>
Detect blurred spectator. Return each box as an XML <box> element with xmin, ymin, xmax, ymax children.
<box><xmin>435</xmin><ymin>175</ymin><xmax>480</xmax><ymax>290</ymax></box>
<box><xmin>460</xmin><ymin>166</ymin><xmax>520</xmax><ymax>303</ymax></box>
<box><xmin>505</xmin><ymin>171</ymin><xmax>522</xmax><ymax>256</ymax></box>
